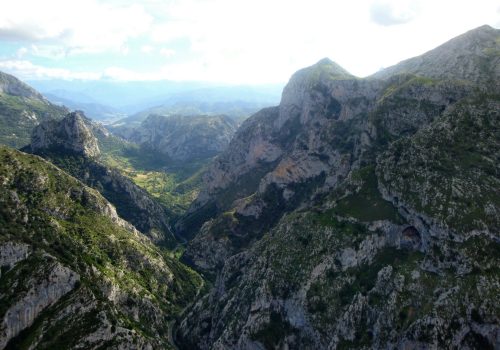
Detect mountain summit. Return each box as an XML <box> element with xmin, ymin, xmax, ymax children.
<box><xmin>30</xmin><ymin>111</ymin><xmax>101</xmax><ymax>158</ymax></box>
<box><xmin>372</xmin><ymin>25</ymin><xmax>500</xmax><ymax>85</ymax></box>
<box><xmin>0</xmin><ymin>71</ymin><xmax>44</xmax><ymax>99</ymax></box>
<box><xmin>175</xmin><ymin>26</ymin><xmax>500</xmax><ymax>349</ymax></box>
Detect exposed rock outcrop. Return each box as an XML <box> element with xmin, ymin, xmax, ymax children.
<box><xmin>174</xmin><ymin>25</ymin><xmax>500</xmax><ymax>349</ymax></box>
<box><xmin>0</xmin><ymin>71</ymin><xmax>44</xmax><ymax>99</ymax></box>
<box><xmin>117</xmin><ymin>114</ymin><xmax>238</xmax><ymax>162</ymax></box>
<box><xmin>371</xmin><ymin>25</ymin><xmax>500</xmax><ymax>87</ymax></box>
<box><xmin>0</xmin><ymin>257</ymin><xmax>80</xmax><ymax>349</ymax></box>
<box><xmin>0</xmin><ymin>146</ymin><xmax>202</xmax><ymax>349</ymax></box>
<box><xmin>30</xmin><ymin>111</ymin><xmax>100</xmax><ymax>158</ymax></box>
<box><xmin>26</xmin><ymin>112</ymin><xmax>177</xmax><ymax>246</ymax></box>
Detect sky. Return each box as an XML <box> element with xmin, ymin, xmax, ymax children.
<box><xmin>0</xmin><ymin>0</ymin><xmax>498</xmax><ymax>84</ymax></box>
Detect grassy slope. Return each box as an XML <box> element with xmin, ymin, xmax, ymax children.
<box><xmin>0</xmin><ymin>146</ymin><xmax>202</xmax><ymax>348</ymax></box>
<box><xmin>98</xmin><ymin>136</ymin><xmax>208</xmax><ymax>222</ymax></box>
<box><xmin>0</xmin><ymin>93</ymin><xmax>67</xmax><ymax>148</ymax></box>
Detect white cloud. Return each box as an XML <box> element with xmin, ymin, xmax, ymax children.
<box><xmin>30</xmin><ymin>45</ymin><xmax>67</xmax><ymax>59</ymax></box>
<box><xmin>16</xmin><ymin>47</ymin><xmax>28</xmax><ymax>58</ymax></box>
<box><xmin>0</xmin><ymin>0</ymin><xmax>498</xmax><ymax>83</ymax></box>
<box><xmin>0</xmin><ymin>60</ymin><xmax>100</xmax><ymax>80</ymax></box>
<box><xmin>148</xmin><ymin>0</ymin><xmax>499</xmax><ymax>80</ymax></box>
<box><xmin>0</xmin><ymin>0</ymin><xmax>153</xmax><ymax>54</ymax></box>
<box><xmin>102</xmin><ymin>66</ymin><xmax>154</xmax><ymax>81</ymax></box>
<box><xmin>141</xmin><ymin>45</ymin><xmax>154</xmax><ymax>54</ymax></box>
<box><xmin>369</xmin><ymin>0</ymin><xmax>420</xmax><ymax>26</ymax></box>
<box><xmin>159</xmin><ymin>48</ymin><xmax>176</xmax><ymax>58</ymax></box>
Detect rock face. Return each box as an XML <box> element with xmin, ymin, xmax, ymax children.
<box><xmin>372</xmin><ymin>25</ymin><xmax>499</xmax><ymax>87</ymax></box>
<box><xmin>30</xmin><ymin>111</ymin><xmax>101</xmax><ymax>158</ymax></box>
<box><xmin>27</xmin><ymin>112</ymin><xmax>178</xmax><ymax>246</ymax></box>
<box><xmin>0</xmin><ymin>72</ymin><xmax>44</xmax><ymax>99</ymax></box>
<box><xmin>0</xmin><ymin>71</ymin><xmax>68</xmax><ymax>148</ymax></box>
<box><xmin>1</xmin><ymin>258</ymin><xmax>80</xmax><ymax>349</ymax></box>
<box><xmin>114</xmin><ymin>114</ymin><xmax>238</xmax><ymax>161</ymax></box>
<box><xmin>0</xmin><ymin>146</ymin><xmax>202</xmax><ymax>349</ymax></box>
<box><xmin>175</xmin><ymin>25</ymin><xmax>500</xmax><ymax>349</ymax></box>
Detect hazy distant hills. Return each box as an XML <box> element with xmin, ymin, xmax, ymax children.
<box><xmin>117</xmin><ymin>85</ymin><xmax>283</xmax><ymax>127</ymax></box>
<box><xmin>43</xmin><ymin>92</ymin><xmax>126</xmax><ymax>124</ymax></box>
<box><xmin>29</xmin><ymin>79</ymin><xmax>284</xmax><ymax>119</ymax></box>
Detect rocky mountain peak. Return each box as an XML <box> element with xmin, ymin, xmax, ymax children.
<box><xmin>372</xmin><ymin>24</ymin><xmax>500</xmax><ymax>85</ymax></box>
<box><xmin>286</xmin><ymin>57</ymin><xmax>353</xmax><ymax>88</ymax></box>
<box><xmin>0</xmin><ymin>71</ymin><xmax>45</xmax><ymax>100</ymax></box>
<box><xmin>276</xmin><ymin>57</ymin><xmax>357</xmax><ymax>129</ymax></box>
<box><xmin>30</xmin><ymin>111</ymin><xmax>101</xmax><ymax>158</ymax></box>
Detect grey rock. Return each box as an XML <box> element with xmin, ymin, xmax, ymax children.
<box><xmin>120</xmin><ymin>114</ymin><xmax>238</xmax><ymax>161</ymax></box>
<box><xmin>30</xmin><ymin>111</ymin><xmax>100</xmax><ymax>158</ymax></box>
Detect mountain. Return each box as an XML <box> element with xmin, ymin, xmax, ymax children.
<box><xmin>0</xmin><ymin>146</ymin><xmax>202</xmax><ymax>349</ymax></box>
<box><xmin>28</xmin><ymin>80</ymin><xmax>210</xmax><ymax>114</ymax></box>
<box><xmin>0</xmin><ymin>71</ymin><xmax>68</xmax><ymax>148</ymax></box>
<box><xmin>173</xmin><ymin>25</ymin><xmax>500</xmax><ymax>349</ymax></box>
<box><xmin>43</xmin><ymin>92</ymin><xmax>126</xmax><ymax>124</ymax></box>
<box><xmin>30</xmin><ymin>110</ymin><xmax>101</xmax><ymax>158</ymax></box>
<box><xmin>29</xmin><ymin>80</ymin><xmax>284</xmax><ymax>116</ymax></box>
<box><xmin>372</xmin><ymin>25</ymin><xmax>499</xmax><ymax>86</ymax></box>
<box><xmin>112</xmin><ymin>114</ymin><xmax>238</xmax><ymax>162</ymax></box>
<box><xmin>27</xmin><ymin>111</ymin><xmax>179</xmax><ymax>247</ymax></box>
<box><xmin>116</xmin><ymin>85</ymin><xmax>283</xmax><ymax>128</ymax></box>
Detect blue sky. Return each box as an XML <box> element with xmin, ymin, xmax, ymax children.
<box><xmin>0</xmin><ymin>0</ymin><xmax>499</xmax><ymax>84</ymax></box>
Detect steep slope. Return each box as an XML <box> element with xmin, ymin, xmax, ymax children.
<box><xmin>0</xmin><ymin>146</ymin><xmax>202</xmax><ymax>349</ymax></box>
<box><xmin>111</xmin><ymin>114</ymin><xmax>238</xmax><ymax>162</ymax></box>
<box><xmin>30</xmin><ymin>110</ymin><xmax>101</xmax><ymax>158</ymax></box>
<box><xmin>174</xmin><ymin>26</ymin><xmax>500</xmax><ymax>349</ymax></box>
<box><xmin>371</xmin><ymin>25</ymin><xmax>499</xmax><ymax>87</ymax></box>
<box><xmin>27</xmin><ymin>112</ymin><xmax>178</xmax><ymax>247</ymax></box>
<box><xmin>0</xmin><ymin>71</ymin><xmax>68</xmax><ymax>148</ymax></box>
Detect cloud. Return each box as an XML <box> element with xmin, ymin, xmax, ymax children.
<box><xmin>30</xmin><ymin>45</ymin><xmax>67</xmax><ymax>59</ymax></box>
<box><xmin>101</xmin><ymin>66</ymin><xmax>154</xmax><ymax>81</ymax></box>
<box><xmin>159</xmin><ymin>48</ymin><xmax>176</xmax><ymax>58</ymax></box>
<box><xmin>369</xmin><ymin>0</ymin><xmax>420</xmax><ymax>26</ymax></box>
<box><xmin>0</xmin><ymin>60</ymin><xmax>100</xmax><ymax>80</ymax></box>
<box><xmin>16</xmin><ymin>47</ymin><xmax>28</xmax><ymax>58</ymax></box>
<box><xmin>0</xmin><ymin>0</ymin><xmax>153</xmax><ymax>54</ymax></box>
<box><xmin>141</xmin><ymin>45</ymin><xmax>154</xmax><ymax>54</ymax></box>
<box><xmin>0</xmin><ymin>0</ymin><xmax>499</xmax><ymax>83</ymax></box>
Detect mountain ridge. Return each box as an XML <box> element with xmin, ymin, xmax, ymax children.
<box><xmin>0</xmin><ymin>71</ymin><xmax>68</xmax><ymax>148</ymax></box>
<box><xmin>0</xmin><ymin>146</ymin><xmax>202</xmax><ymax>349</ymax></box>
<box><xmin>174</xmin><ymin>25</ymin><xmax>500</xmax><ymax>349</ymax></box>
<box><xmin>371</xmin><ymin>25</ymin><xmax>500</xmax><ymax>86</ymax></box>
<box><xmin>26</xmin><ymin>112</ymin><xmax>179</xmax><ymax>246</ymax></box>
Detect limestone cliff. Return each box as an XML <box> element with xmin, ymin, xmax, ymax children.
<box><xmin>30</xmin><ymin>111</ymin><xmax>100</xmax><ymax>158</ymax></box>
<box><xmin>0</xmin><ymin>146</ymin><xmax>202</xmax><ymax>349</ymax></box>
<box><xmin>174</xmin><ymin>25</ymin><xmax>500</xmax><ymax>349</ymax></box>
<box><xmin>115</xmin><ymin>114</ymin><xmax>238</xmax><ymax>162</ymax></box>
<box><xmin>27</xmin><ymin>112</ymin><xmax>177</xmax><ymax>246</ymax></box>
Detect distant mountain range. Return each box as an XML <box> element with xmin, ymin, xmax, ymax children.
<box><xmin>42</xmin><ymin>92</ymin><xmax>126</xmax><ymax>124</ymax></box>
<box><xmin>29</xmin><ymin>79</ymin><xmax>284</xmax><ymax>121</ymax></box>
